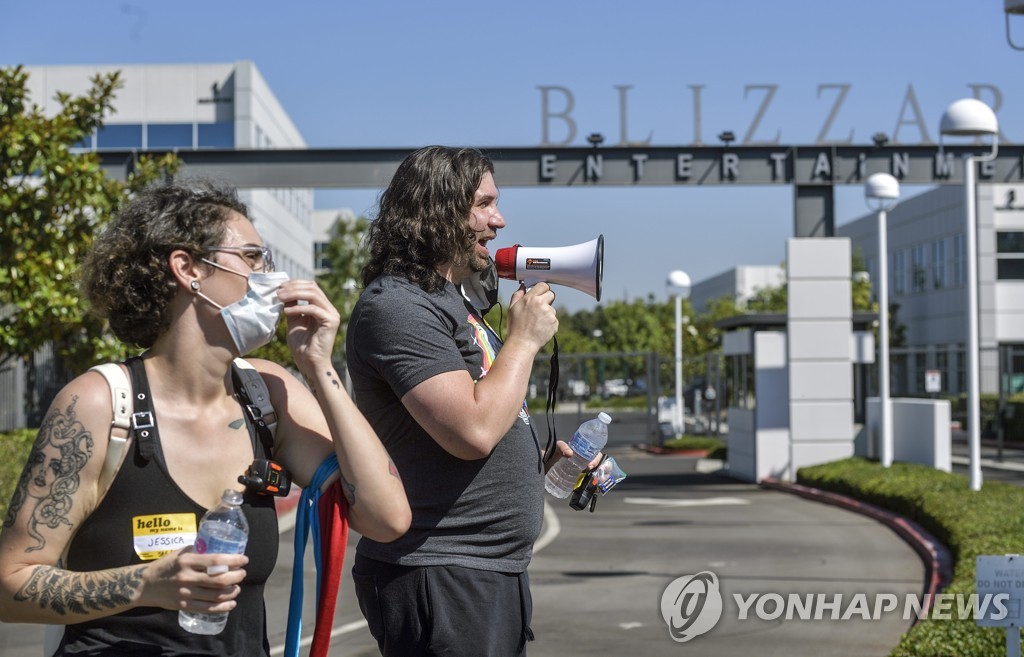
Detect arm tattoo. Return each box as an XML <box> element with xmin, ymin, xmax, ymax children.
<box><xmin>327</xmin><ymin>370</ymin><xmax>340</xmax><ymax>390</ymax></box>
<box><xmin>14</xmin><ymin>565</ymin><xmax>146</xmax><ymax>616</ymax></box>
<box><xmin>228</xmin><ymin>418</ymin><xmax>245</xmax><ymax>430</ymax></box>
<box><xmin>338</xmin><ymin>471</ymin><xmax>356</xmax><ymax>506</ymax></box>
<box><xmin>3</xmin><ymin>396</ymin><xmax>93</xmax><ymax>552</ymax></box>
<box><xmin>388</xmin><ymin>458</ymin><xmax>402</xmax><ymax>483</ymax></box>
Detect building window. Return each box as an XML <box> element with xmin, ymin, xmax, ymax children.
<box><xmin>892</xmin><ymin>250</ymin><xmax>906</xmax><ymax>296</ymax></box>
<box><xmin>314</xmin><ymin>241</ymin><xmax>331</xmax><ymax>270</ymax></box>
<box><xmin>932</xmin><ymin>239</ymin><xmax>946</xmax><ymax>289</ymax></box>
<box><xmin>97</xmin><ymin>124</ymin><xmax>143</xmax><ymax>149</ymax></box>
<box><xmin>996</xmin><ymin>231</ymin><xmax>1024</xmax><ymax>280</ymax></box>
<box><xmin>147</xmin><ymin>124</ymin><xmax>194</xmax><ymax>149</ymax></box>
<box><xmin>72</xmin><ymin>130</ymin><xmax>95</xmax><ymax>150</ymax></box>
<box><xmin>935</xmin><ymin>348</ymin><xmax>949</xmax><ymax>395</ymax></box>
<box><xmin>911</xmin><ymin>244</ymin><xmax>927</xmax><ymax>293</ymax></box>
<box><xmin>953</xmin><ymin>233</ymin><xmax>966</xmax><ymax>286</ymax></box>
<box><xmin>198</xmin><ymin>122</ymin><xmax>234</xmax><ymax>148</ymax></box>
<box><xmin>866</xmin><ymin>256</ymin><xmax>877</xmax><ymax>302</ymax></box>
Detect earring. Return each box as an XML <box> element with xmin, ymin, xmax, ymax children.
<box><xmin>190</xmin><ymin>280</ymin><xmax>201</xmax><ymax>291</ymax></box>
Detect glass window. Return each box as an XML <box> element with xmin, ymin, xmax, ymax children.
<box><xmin>996</xmin><ymin>231</ymin><xmax>1024</xmax><ymax>280</ymax></box>
<box><xmin>198</xmin><ymin>122</ymin><xmax>234</xmax><ymax>148</ymax></box>
<box><xmin>314</xmin><ymin>242</ymin><xmax>331</xmax><ymax>270</ymax></box>
<box><xmin>997</xmin><ymin>259</ymin><xmax>1024</xmax><ymax>280</ymax></box>
<box><xmin>97</xmin><ymin>124</ymin><xmax>143</xmax><ymax>149</ymax></box>
<box><xmin>72</xmin><ymin>130</ymin><xmax>95</xmax><ymax>150</ymax></box>
<box><xmin>953</xmin><ymin>234</ymin><xmax>966</xmax><ymax>286</ymax></box>
<box><xmin>892</xmin><ymin>250</ymin><xmax>906</xmax><ymax>296</ymax></box>
<box><xmin>147</xmin><ymin>124</ymin><xmax>193</xmax><ymax>149</ymax></box>
<box><xmin>911</xmin><ymin>244</ymin><xmax>927</xmax><ymax>293</ymax></box>
<box><xmin>932</xmin><ymin>239</ymin><xmax>946</xmax><ymax>289</ymax></box>
<box><xmin>997</xmin><ymin>232</ymin><xmax>1024</xmax><ymax>254</ymax></box>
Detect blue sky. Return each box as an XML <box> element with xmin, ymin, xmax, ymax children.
<box><xmin>3</xmin><ymin>0</ymin><xmax>1022</xmax><ymax>312</ymax></box>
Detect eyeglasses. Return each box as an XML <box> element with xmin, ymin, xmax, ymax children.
<box><xmin>206</xmin><ymin>245</ymin><xmax>276</xmax><ymax>273</ymax></box>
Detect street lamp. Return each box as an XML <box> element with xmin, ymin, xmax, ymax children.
<box><xmin>667</xmin><ymin>270</ymin><xmax>691</xmax><ymax>436</ymax></box>
<box><xmin>1006</xmin><ymin>0</ymin><xmax>1024</xmax><ymax>50</ymax></box>
<box><xmin>939</xmin><ymin>98</ymin><xmax>999</xmax><ymax>492</ymax></box>
<box><xmin>865</xmin><ymin>173</ymin><xmax>900</xmax><ymax>468</ymax></box>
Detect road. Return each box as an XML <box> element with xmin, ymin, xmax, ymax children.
<box><xmin>6</xmin><ymin>410</ymin><xmax>1019</xmax><ymax>657</ymax></box>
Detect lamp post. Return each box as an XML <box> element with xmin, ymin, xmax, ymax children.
<box><xmin>667</xmin><ymin>270</ymin><xmax>691</xmax><ymax>436</ymax></box>
<box><xmin>865</xmin><ymin>173</ymin><xmax>900</xmax><ymax>468</ymax></box>
<box><xmin>1006</xmin><ymin>0</ymin><xmax>1024</xmax><ymax>50</ymax></box>
<box><xmin>940</xmin><ymin>98</ymin><xmax>999</xmax><ymax>492</ymax></box>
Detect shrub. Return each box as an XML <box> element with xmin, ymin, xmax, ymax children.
<box><xmin>0</xmin><ymin>429</ymin><xmax>37</xmax><ymax>521</ymax></box>
<box><xmin>663</xmin><ymin>435</ymin><xmax>725</xmax><ymax>452</ymax></box>
<box><xmin>798</xmin><ymin>458</ymin><xmax>1024</xmax><ymax>657</ymax></box>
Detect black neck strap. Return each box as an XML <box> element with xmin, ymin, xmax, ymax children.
<box><xmin>543</xmin><ymin>337</ymin><xmax>560</xmax><ymax>463</ymax></box>
<box><xmin>125</xmin><ymin>357</ymin><xmax>157</xmax><ymax>462</ymax></box>
<box><xmin>231</xmin><ymin>366</ymin><xmax>275</xmax><ymax>460</ymax></box>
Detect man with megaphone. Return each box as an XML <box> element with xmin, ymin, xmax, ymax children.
<box><xmin>346</xmin><ymin>146</ymin><xmax>595</xmax><ymax>657</ymax></box>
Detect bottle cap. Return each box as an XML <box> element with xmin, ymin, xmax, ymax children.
<box><xmin>597</xmin><ymin>412</ymin><xmax>612</xmax><ymax>424</ymax></box>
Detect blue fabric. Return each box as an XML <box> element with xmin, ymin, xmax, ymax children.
<box><xmin>284</xmin><ymin>454</ymin><xmax>340</xmax><ymax>657</ymax></box>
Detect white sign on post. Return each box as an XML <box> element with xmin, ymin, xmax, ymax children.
<box><xmin>925</xmin><ymin>369</ymin><xmax>942</xmax><ymax>394</ymax></box>
<box><xmin>976</xmin><ymin>555</ymin><xmax>1024</xmax><ymax>657</ymax></box>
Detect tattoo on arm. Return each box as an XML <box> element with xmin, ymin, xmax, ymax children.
<box><xmin>388</xmin><ymin>458</ymin><xmax>402</xmax><ymax>484</ymax></box>
<box><xmin>3</xmin><ymin>397</ymin><xmax>93</xmax><ymax>553</ymax></box>
<box><xmin>14</xmin><ymin>564</ymin><xmax>146</xmax><ymax>616</ymax></box>
<box><xmin>228</xmin><ymin>418</ymin><xmax>245</xmax><ymax>430</ymax></box>
<box><xmin>326</xmin><ymin>370</ymin><xmax>340</xmax><ymax>390</ymax></box>
<box><xmin>338</xmin><ymin>471</ymin><xmax>356</xmax><ymax>506</ymax></box>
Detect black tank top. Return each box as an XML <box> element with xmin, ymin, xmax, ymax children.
<box><xmin>59</xmin><ymin>358</ymin><xmax>279</xmax><ymax>656</ymax></box>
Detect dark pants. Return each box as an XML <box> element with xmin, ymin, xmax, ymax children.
<box><xmin>352</xmin><ymin>553</ymin><xmax>534</xmax><ymax>657</ymax></box>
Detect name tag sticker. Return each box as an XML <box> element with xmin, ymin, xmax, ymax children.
<box><xmin>132</xmin><ymin>513</ymin><xmax>197</xmax><ymax>561</ymax></box>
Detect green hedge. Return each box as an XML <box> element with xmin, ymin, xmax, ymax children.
<box><xmin>798</xmin><ymin>458</ymin><xmax>1024</xmax><ymax>656</ymax></box>
<box><xmin>663</xmin><ymin>435</ymin><xmax>725</xmax><ymax>452</ymax></box>
<box><xmin>0</xmin><ymin>429</ymin><xmax>36</xmax><ymax>521</ymax></box>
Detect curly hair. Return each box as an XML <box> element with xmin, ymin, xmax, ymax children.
<box><xmin>362</xmin><ymin>146</ymin><xmax>494</xmax><ymax>292</ymax></box>
<box><xmin>78</xmin><ymin>179</ymin><xmax>247</xmax><ymax>348</ymax></box>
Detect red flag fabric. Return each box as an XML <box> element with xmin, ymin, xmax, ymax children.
<box><xmin>311</xmin><ymin>481</ymin><xmax>349</xmax><ymax>657</ymax></box>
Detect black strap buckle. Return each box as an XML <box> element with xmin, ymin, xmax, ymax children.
<box><xmin>131</xmin><ymin>411</ymin><xmax>154</xmax><ymax>430</ymax></box>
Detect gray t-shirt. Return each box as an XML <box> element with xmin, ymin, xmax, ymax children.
<box><xmin>346</xmin><ymin>275</ymin><xmax>544</xmax><ymax>572</ymax></box>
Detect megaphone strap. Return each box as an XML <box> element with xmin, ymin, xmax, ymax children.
<box><xmin>543</xmin><ymin>337</ymin><xmax>560</xmax><ymax>463</ymax></box>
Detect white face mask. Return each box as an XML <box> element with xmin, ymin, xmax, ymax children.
<box><xmin>197</xmin><ymin>261</ymin><xmax>290</xmax><ymax>355</ymax></box>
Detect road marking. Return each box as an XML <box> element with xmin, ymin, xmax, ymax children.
<box><xmin>619</xmin><ymin>622</ymin><xmax>645</xmax><ymax>630</ymax></box>
<box><xmin>269</xmin><ymin>501</ymin><xmax>563</xmax><ymax>656</ymax></box>
<box><xmin>534</xmin><ymin>501</ymin><xmax>560</xmax><ymax>553</ymax></box>
<box><xmin>270</xmin><ymin>620</ymin><xmax>369</xmax><ymax>656</ymax></box>
<box><xmin>623</xmin><ymin>496</ymin><xmax>750</xmax><ymax>507</ymax></box>
<box><xmin>952</xmin><ymin>455</ymin><xmax>1024</xmax><ymax>473</ymax></box>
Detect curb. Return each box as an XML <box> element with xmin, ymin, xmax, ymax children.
<box><xmin>760</xmin><ymin>477</ymin><xmax>953</xmax><ymax>624</ymax></box>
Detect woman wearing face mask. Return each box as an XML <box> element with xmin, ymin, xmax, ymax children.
<box><xmin>0</xmin><ymin>180</ymin><xmax>411</xmax><ymax>656</ymax></box>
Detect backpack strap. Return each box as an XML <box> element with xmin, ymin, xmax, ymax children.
<box><xmin>232</xmin><ymin>358</ymin><xmax>277</xmax><ymax>458</ymax></box>
<box><xmin>45</xmin><ymin>364</ymin><xmax>134</xmax><ymax>657</ymax></box>
<box><xmin>88</xmin><ymin>363</ymin><xmax>133</xmax><ymax>496</ymax></box>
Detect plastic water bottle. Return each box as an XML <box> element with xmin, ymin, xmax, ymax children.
<box><xmin>178</xmin><ymin>489</ymin><xmax>249</xmax><ymax>635</ymax></box>
<box><xmin>545</xmin><ymin>412</ymin><xmax>611</xmax><ymax>499</ymax></box>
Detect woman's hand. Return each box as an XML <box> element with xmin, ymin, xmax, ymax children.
<box><xmin>276</xmin><ymin>280</ymin><xmax>341</xmax><ymax>379</ymax></box>
<box><xmin>137</xmin><ymin>548</ymin><xmax>248</xmax><ymax>613</ymax></box>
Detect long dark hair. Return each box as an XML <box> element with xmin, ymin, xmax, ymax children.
<box><xmin>362</xmin><ymin>146</ymin><xmax>494</xmax><ymax>292</ymax></box>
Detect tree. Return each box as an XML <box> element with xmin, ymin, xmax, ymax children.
<box><xmin>0</xmin><ymin>66</ymin><xmax>178</xmax><ymax>375</ymax></box>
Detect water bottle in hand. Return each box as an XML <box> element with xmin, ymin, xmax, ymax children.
<box><xmin>178</xmin><ymin>489</ymin><xmax>249</xmax><ymax>635</ymax></box>
<box><xmin>545</xmin><ymin>412</ymin><xmax>611</xmax><ymax>499</ymax></box>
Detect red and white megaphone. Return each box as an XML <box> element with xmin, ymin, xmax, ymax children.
<box><xmin>494</xmin><ymin>235</ymin><xmax>603</xmax><ymax>301</ymax></box>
